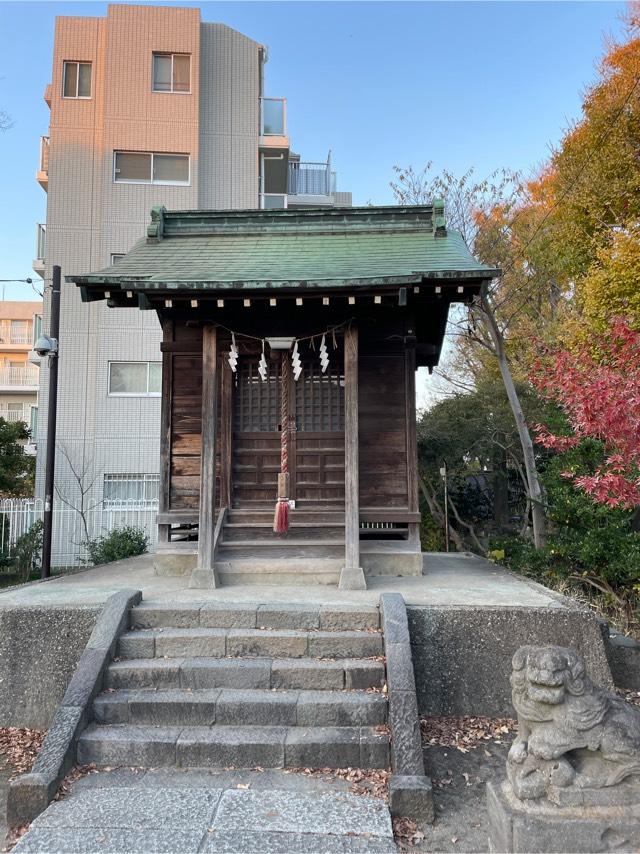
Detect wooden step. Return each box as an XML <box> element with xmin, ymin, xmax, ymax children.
<box><xmin>227</xmin><ymin>509</ymin><xmax>344</xmax><ymax>525</ymax></box>
<box><xmin>223</xmin><ymin>526</ymin><xmax>345</xmax><ymax>542</ymax></box>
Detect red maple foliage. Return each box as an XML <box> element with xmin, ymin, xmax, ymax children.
<box><xmin>531</xmin><ymin>318</ymin><xmax>640</xmax><ymax>508</ymax></box>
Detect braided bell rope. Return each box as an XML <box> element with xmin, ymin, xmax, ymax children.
<box><xmin>280</xmin><ymin>352</ymin><xmax>290</xmax><ymax>480</ymax></box>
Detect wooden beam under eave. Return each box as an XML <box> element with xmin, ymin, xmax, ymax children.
<box><xmin>339</xmin><ymin>322</ymin><xmax>366</xmax><ymax>590</ymax></box>
<box><xmin>190</xmin><ymin>325</ymin><xmax>220</xmax><ymax>588</ymax></box>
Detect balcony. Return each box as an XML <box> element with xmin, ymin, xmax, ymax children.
<box><xmin>32</xmin><ymin>223</ymin><xmax>46</xmax><ymax>278</ymax></box>
<box><xmin>36</xmin><ymin>136</ymin><xmax>49</xmax><ymax>190</ymax></box>
<box><xmin>44</xmin><ymin>83</ymin><xmax>52</xmax><ymax>107</ymax></box>
<box><xmin>0</xmin><ymin>365</ymin><xmax>40</xmax><ymax>391</ymax></box>
<box><xmin>288</xmin><ymin>160</ymin><xmax>336</xmax><ymax>195</ymax></box>
<box><xmin>259</xmin><ymin>98</ymin><xmax>289</xmax><ymax>150</ymax></box>
<box><xmin>286</xmin><ymin>155</ymin><xmax>339</xmax><ymax>208</ymax></box>
<box><xmin>0</xmin><ymin>404</ymin><xmax>33</xmax><ymax>424</ymax></box>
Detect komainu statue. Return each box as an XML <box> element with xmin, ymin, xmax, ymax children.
<box><xmin>508</xmin><ymin>645</ymin><xmax>640</xmax><ymax>802</ymax></box>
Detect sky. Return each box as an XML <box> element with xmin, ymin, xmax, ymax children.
<box><xmin>0</xmin><ymin>0</ymin><xmax>627</xmax><ymax>305</ymax></box>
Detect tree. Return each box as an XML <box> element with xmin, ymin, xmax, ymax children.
<box><xmin>0</xmin><ymin>108</ymin><xmax>13</xmax><ymax>132</ymax></box>
<box><xmin>532</xmin><ymin>318</ymin><xmax>640</xmax><ymax>508</ymax></box>
<box><xmin>0</xmin><ymin>419</ymin><xmax>35</xmax><ymax>497</ymax></box>
<box><xmin>417</xmin><ymin>377</ymin><xmax>550</xmax><ymax>550</ymax></box>
<box><xmin>54</xmin><ymin>444</ymin><xmax>102</xmax><ymax>542</ymax></box>
<box><xmin>391</xmin><ymin>164</ymin><xmax>548</xmax><ymax>546</ymax></box>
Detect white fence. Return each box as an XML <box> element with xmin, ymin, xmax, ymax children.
<box><xmin>0</xmin><ymin>498</ymin><xmax>158</xmax><ymax>568</ymax></box>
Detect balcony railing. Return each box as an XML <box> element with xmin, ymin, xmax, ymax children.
<box><xmin>0</xmin><ymin>323</ymin><xmax>33</xmax><ymax>345</ymax></box>
<box><xmin>39</xmin><ymin>136</ymin><xmax>49</xmax><ymax>172</ymax></box>
<box><xmin>0</xmin><ymin>405</ymin><xmax>33</xmax><ymax>424</ymax></box>
<box><xmin>260</xmin><ymin>98</ymin><xmax>286</xmax><ymax>136</ymax></box>
<box><xmin>35</xmin><ymin>223</ymin><xmax>46</xmax><ymax>260</ymax></box>
<box><xmin>288</xmin><ymin>161</ymin><xmax>337</xmax><ymax>196</ymax></box>
<box><xmin>37</xmin><ymin>136</ymin><xmax>49</xmax><ymax>190</ymax></box>
<box><xmin>0</xmin><ymin>366</ymin><xmax>39</xmax><ymax>387</ymax></box>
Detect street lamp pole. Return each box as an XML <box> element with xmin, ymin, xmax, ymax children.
<box><xmin>439</xmin><ymin>461</ymin><xmax>450</xmax><ymax>553</ymax></box>
<box><xmin>41</xmin><ymin>265</ymin><xmax>61</xmax><ymax>579</ymax></box>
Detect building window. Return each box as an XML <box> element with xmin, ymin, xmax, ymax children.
<box><xmin>110</xmin><ymin>253</ymin><xmax>125</xmax><ymax>265</ymax></box>
<box><xmin>152</xmin><ymin>53</ymin><xmax>190</xmax><ymax>93</ymax></box>
<box><xmin>103</xmin><ymin>473</ymin><xmax>159</xmax><ymax>507</ymax></box>
<box><xmin>63</xmin><ymin>61</ymin><xmax>92</xmax><ymax>98</ymax></box>
<box><xmin>108</xmin><ymin>361</ymin><xmax>161</xmax><ymax>396</ymax></box>
<box><xmin>113</xmin><ymin>151</ymin><xmax>190</xmax><ymax>185</ymax></box>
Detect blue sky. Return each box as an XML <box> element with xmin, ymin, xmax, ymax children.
<box><xmin>0</xmin><ymin>1</ymin><xmax>627</xmax><ymax>300</ymax></box>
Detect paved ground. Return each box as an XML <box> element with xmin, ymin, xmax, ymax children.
<box><xmin>10</xmin><ymin>769</ymin><xmax>396</xmax><ymax>853</ymax></box>
<box><xmin>0</xmin><ymin>552</ymin><xmax>564</xmax><ymax>610</ymax></box>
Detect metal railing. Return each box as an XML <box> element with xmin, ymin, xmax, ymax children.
<box><xmin>39</xmin><ymin>136</ymin><xmax>50</xmax><ymax>173</ymax></box>
<box><xmin>0</xmin><ymin>498</ymin><xmax>159</xmax><ymax>568</ymax></box>
<box><xmin>0</xmin><ymin>365</ymin><xmax>40</xmax><ymax>386</ymax></box>
<box><xmin>0</xmin><ymin>405</ymin><xmax>32</xmax><ymax>424</ymax></box>
<box><xmin>287</xmin><ymin>159</ymin><xmax>336</xmax><ymax>196</ymax></box>
<box><xmin>36</xmin><ymin>223</ymin><xmax>46</xmax><ymax>260</ymax></box>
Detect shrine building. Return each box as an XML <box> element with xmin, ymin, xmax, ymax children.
<box><xmin>70</xmin><ymin>204</ymin><xmax>499</xmax><ymax>589</ymax></box>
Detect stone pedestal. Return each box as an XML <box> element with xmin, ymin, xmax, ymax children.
<box><xmin>487</xmin><ymin>780</ymin><xmax>640</xmax><ymax>854</ymax></box>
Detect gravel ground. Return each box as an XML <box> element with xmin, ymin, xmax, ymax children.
<box><xmin>411</xmin><ymin>737</ymin><xmax>514</xmax><ymax>853</ymax></box>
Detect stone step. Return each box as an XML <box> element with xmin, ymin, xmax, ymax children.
<box><xmin>94</xmin><ymin>688</ymin><xmax>388</xmax><ymax>727</ymax></box>
<box><xmin>118</xmin><ymin>628</ymin><xmax>383</xmax><ymax>660</ymax></box>
<box><xmin>106</xmin><ymin>657</ymin><xmax>386</xmax><ymax>691</ymax></box>
<box><xmin>216</xmin><ymin>560</ymin><xmax>343</xmax><ymax>586</ymax></box>
<box><xmin>77</xmin><ymin>724</ymin><xmax>390</xmax><ymax>770</ymax></box>
<box><xmin>130</xmin><ymin>603</ymin><xmax>380</xmax><ymax>631</ymax></box>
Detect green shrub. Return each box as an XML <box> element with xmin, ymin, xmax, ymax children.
<box><xmin>11</xmin><ymin>520</ymin><xmax>44</xmax><ymax>582</ymax></box>
<box><xmin>85</xmin><ymin>525</ymin><xmax>148</xmax><ymax>565</ymax></box>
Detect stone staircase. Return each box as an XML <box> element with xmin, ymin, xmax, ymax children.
<box><xmin>78</xmin><ymin>603</ymin><xmax>391</xmax><ymax>771</ymax></box>
<box><xmin>215</xmin><ymin>510</ymin><xmax>346</xmax><ymax>584</ymax></box>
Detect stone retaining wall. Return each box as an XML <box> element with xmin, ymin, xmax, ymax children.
<box><xmin>408</xmin><ymin>605</ymin><xmax>613</xmax><ymax>716</ymax></box>
<box><xmin>0</xmin><ymin>600</ymin><xmax>619</xmax><ymax>727</ymax></box>
<box><xmin>0</xmin><ymin>606</ymin><xmax>99</xmax><ymax>728</ymax></box>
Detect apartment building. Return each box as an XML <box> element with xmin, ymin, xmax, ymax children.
<box><xmin>34</xmin><ymin>4</ymin><xmax>351</xmax><ymax>544</ymax></box>
<box><xmin>0</xmin><ymin>301</ymin><xmax>42</xmax><ymax>450</ymax></box>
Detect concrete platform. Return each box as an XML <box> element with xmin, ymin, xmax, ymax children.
<box><xmin>0</xmin><ymin>552</ymin><xmax>563</xmax><ymax>609</ymax></box>
<box><xmin>0</xmin><ymin>553</ymin><xmax>612</xmax><ymax>726</ymax></box>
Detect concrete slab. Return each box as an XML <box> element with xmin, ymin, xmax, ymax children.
<box><xmin>0</xmin><ymin>552</ymin><xmax>565</xmax><ymax>609</ymax></box>
<box><xmin>11</xmin><ymin>771</ymin><xmax>396</xmax><ymax>854</ymax></box>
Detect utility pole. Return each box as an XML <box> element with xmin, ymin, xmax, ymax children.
<box><xmin>439</xmin><ymin>461</ymin><xmax>450</xmax><ymax>553</ymax></box>
<box><xmin>41</xmin><ymin>265</ymin><xmax>61</xmax><ymax>579</ymax></box>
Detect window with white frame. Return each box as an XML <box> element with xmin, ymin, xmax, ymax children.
<box><xmin>113</xmin><ymin>151</ymin><xmax>189</xmax><ymax>185</ymax></box>
<box><xmin>108</xmin><ymin>361</ymin><xmax>161</xmax><ymax>396</ymax></box>
<box><xmin>103</xmin><ymin>473</ymin><xmax>159</xmax><ymax>507</ymax></box>
<box><xmin>152</xmin><ymin>53</ymin><xmax>190</xmax><ymax>93</ymax></box>
<box><xmin>110</xmin><ymin>253</ymin><xmax>125</xmax><ymax>265</ymax></box>
<box><xmin>63</xmin><ymin>61</ymin><xmax>92</xmax><ymax>98</ymax></box>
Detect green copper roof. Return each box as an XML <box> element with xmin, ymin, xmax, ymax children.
<box><xmin>69</xmin><ymin>205</ymin><xmax>499</xmax><ymax>294</ymax></box>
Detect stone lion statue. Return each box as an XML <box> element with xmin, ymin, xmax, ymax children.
<box><xmin>507</xmin><ymin>645</ymin><xmax>640</xmax><ymax>801</ymax></box>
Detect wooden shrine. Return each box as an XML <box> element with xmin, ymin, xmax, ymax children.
<box><xmin>71</xmin><ymin>204</ymin><xmax>499</xmax><ymax>588</ymax></box>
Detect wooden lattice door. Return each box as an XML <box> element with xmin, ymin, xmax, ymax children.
<box><xmin>231</xmin><ymin>349</ymin><xmax>345</xmax><ymax>508</ymax></box>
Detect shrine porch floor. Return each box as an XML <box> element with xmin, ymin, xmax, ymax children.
<box><xmin>0</xmin><ymin>552</ymin><xmax>567</xmax><ymax>610</ymax></box>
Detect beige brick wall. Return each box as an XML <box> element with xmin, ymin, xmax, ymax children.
<box><xmin>37</xmin><ymin>6</ymin><xmax>261</xmax><ymax>527</ymax></box>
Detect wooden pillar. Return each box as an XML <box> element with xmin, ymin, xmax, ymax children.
<box><xmin>339</xmin><ymin>322</ymin><xmax>366</xmax><ymax>590</ymax></box>
<box><xmin>158</xmin><ymin>322</ymin><xmax>173</xmax><ymax>547</ymax></box>
<box><xmin>219</xmin><ymin>358</ymin><xmax>232</xmax><ymax>509</ymax></box>
<box><xmin>405</xmin><ymin>343</ymin><xmax>421</xmax><ymax>547</ymax></box>
<box><xmin>190</xmin><ymin>324</ymin><xmax>219</xmax><ymax>588</ymax></box>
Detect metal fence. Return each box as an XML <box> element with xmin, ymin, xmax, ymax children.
<box><xmin>0</xmin><ymin>498</ymin><xmax>158</xmax><ymax>568</ymax></box>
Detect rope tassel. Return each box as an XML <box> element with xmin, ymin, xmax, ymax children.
<box><xmin>274</xmin><ymin>352</ymin><xmax>291</xmax><ymax>533</ymax></box>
